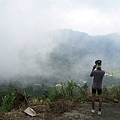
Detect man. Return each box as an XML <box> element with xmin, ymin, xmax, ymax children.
<box><xmin>90</xmin><ymin>60</ymin><xmax>105</xmax><ymax>115</ymax></box>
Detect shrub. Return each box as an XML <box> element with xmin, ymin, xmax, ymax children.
<box><xmin>0</xmin><ymin>93</ymin><xmax>14</xmax><ymax>112</ymax></box>
<box><xmin>0</xmin><ymin>89</ymin><xmax>29</xmax><ymax>112</ymax></box>
<box><xmin>110</xmin><ymin>85</ymin><xmax>120</xmax><ymax>100</ymax></box>
<box><xmin>48</xmin><ymin>79</ymin><xmax>90</xmax><ymax>102</ymax></box>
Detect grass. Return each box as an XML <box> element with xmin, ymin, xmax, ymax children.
<box><xmin>0</xmin><ymin>79</ymin><xmax>120</xmax><ymax>118</ymax></box>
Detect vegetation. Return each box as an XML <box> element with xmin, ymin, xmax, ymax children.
<box><xmin>0</xmin><ymin>89</ymin><xmax>28</xmax><ymax>113</ymax></box>
<box><xmin>48</xmin><ymin>29</ymin><xmax>120</xmax><ymax>80</ymax></box>
<box><xmin>0</xmin><ymin>30</ymin><xmax>120</xmax><ymax>119</ymax></box>
<box><xmin>48</xmin><ymin>80</ymin><xmax>90</xmax><ymax>102</ymax></box>
<box><xmin>0</xmin><ymin>79</ymin><xmax>120</xmax><ymax>117</ymax></box>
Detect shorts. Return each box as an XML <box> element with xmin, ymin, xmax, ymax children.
<box><xmin>92</xmin><ymin>88</ymin><xmax>102</xmax><ymax>95</ymax></box>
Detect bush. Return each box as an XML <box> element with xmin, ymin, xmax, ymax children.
<box><xmin>0</xmin><ymin>93</ymin><xmax>14</xmax><ymax>112</ymax></box>
<box><xmin>110</xmin><ymin>85</ymin><xmax>120</xmax><ymax>100</ymax></box>
<box><xmin>48</xmin><ymin>79</ymin><xmax>90</xmax><ymax>102</ymax></box>
<box><xmin>102</xmin><ymin>85</ymin><xmax>120</xmax><ymax>102</ymax></box>
<box><xmin>102</xmin><ymin>86</ymin><xmax>109</xmax><ymax>102</ymax></box>
<box><xmin>0</xmin><ymin>89</ymin><xmax>29</xmax><ymax>112</ymax></box>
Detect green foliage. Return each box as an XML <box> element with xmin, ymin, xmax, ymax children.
<box><xmin>102</xmin><ymin>86</ymin><xmax>109</xmax><ymax>102</ymax></box>
<box><xmin>0</xmin><ymin>86</ymin><xmax>13</xmax><ymax>107</ymax></box>
<box><xmin>48</xmin><ymin>79</ymin><xmax>90</xmax><ymax>102</ymax></box>
<box><xmin>0</xmin><ymin>92</ymin><xmax>8</xmax><ymax>107</ymax></box>
<box><xmin>45</xmin><ymin>80</ymin><xmax>120</xmax><ymax>103</ymax></box>
<box><xmin>102</xmin><ymin>85</ymin><xmax>120</xmax><ymax>102</ymax></box>
<box><xmin>110</xmin><ymin>85</ymin><xmax>120</xmax><ymax>100</ymax></box>
<box><xmin>0</xmin><ymin>93</ymin><xmax>14</xmax><ymax>112</ymax></box>
<box><xmin>48</xmin><ymin>86</ymin><xmax>63</xmax><ymax>101</ymax></box>
<box><xmin>0</xmin><ymin>89</ymin><xmax>28</xmax><ymax>112</ymax></box>
<box><xmin>66</xmin><ymin>80</ymin><xmax>75</xmax><ymax>98</ymax></box>
<box><xmin>0</xmin><ymin>79</ymin><xmax>120</xmax><ymax>115</ymax></box>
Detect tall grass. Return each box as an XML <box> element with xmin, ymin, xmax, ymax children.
<box><xmin>103</xmin><ymin>85</ymin><xmax>120</xmax><ymax>102</ymax></box>
<box><xmin>48</xmin><ymin>80</ymin><xmax>120</xmax><ymax>103</ymax></box>
<box><xmin>48</xmin><ymin>79</ymin><xmax>90</xmax><ymax>102</ymax></box>
<box><xmin>0</xmin><ymin>80</ymin><xmax>120</xmax><ymax>114</ymax></box>
<box><xmin>0</xmin><ymin>89</ymin><xmax>28</xmax><ymax>113</ymax></box>
<box><xmin>0</xmin><ymin>93</ymin><xmax>14</xmax><ymax>112</ymax></box>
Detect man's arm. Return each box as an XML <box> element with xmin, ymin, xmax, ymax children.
<box><xmin>90</xmin><ymin>65</ymin><xmax>96</xmax><ymax>77</ymax></box>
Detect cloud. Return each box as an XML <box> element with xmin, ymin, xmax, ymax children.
<box><xmin>1</xmin><ymin>0</ymin><xmax>120</xmax><ymax>35</ymax></box>
<box><xmin>69</xmin><ymin>8</ymin><xmax>120</xmax><ymax>35</ymax></box>
<box><xmin>0</xmin><ymin>0</ymin><xmax>120</xmax><ymax>79</ymax></box>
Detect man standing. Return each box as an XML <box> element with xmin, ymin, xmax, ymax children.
<box><xmin>90</xmin><ymin>60</ymin><xmax>105</xmax><ymax>115</ymax></box>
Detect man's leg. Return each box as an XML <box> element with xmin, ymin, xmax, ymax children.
<box><xmin>91</xmin><ymin>88</ymin><xmax>96</xmax><ymax>113</ymax></box>
<box><xmin>98</xmin><ymin>94</ymin><xmax>102</xmax><ymax>111</ymax></box>
<box><xmin>92</xmin><ymin>94</ymin><xmax>96</xmax><ymax>110</ymax></box>
<box><xmin>98</xmin><ymin>89</ymin><xmax>102</xmax><ymax>115</ymax></box>
<box><xmin>97</xmin><ymin>89</ymin><xmax>102</xmax><ymax>111</ymax></box>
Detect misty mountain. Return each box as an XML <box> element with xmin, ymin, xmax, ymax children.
<box><xmin>48</xmin><ymin>29</ymin><xmax>120</xmax><ymax>80</ymax></box>
<box><xmin>1</xmin><ymin>29</ymin><xmax>120</xmax><ymax>86</ymax></box>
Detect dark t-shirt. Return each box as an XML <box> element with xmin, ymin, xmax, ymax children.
<box><xmin>90</xmin><ymin>69</ymin><xmax>105</xmax><ymax>89</ymax></box>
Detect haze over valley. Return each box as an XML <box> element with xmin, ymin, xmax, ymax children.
<box><xmin>0</xmin><ymin>0</ymin><xmax>120</xmax><ymax>86</ymax></box>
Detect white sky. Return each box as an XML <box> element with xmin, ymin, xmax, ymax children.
<box><xmin>1</xmin><ymin>0</ymin><xmax>120</xmax><ymax>35</ymax></box>
<box><xmin>0</xmin><ymin>0</ymin><xmax>120</xmax><ymax>79</ymax></box>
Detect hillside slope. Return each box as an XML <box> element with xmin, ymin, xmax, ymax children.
<box><xmin>1</xmin><ymin>102</ymin><xmax>120</xmax><ymax>120</ymax></box>
<box><xmin>49</xmin><ymin>29</ymin><xmax>120</xmax><ymax>72</ymax></box>
<box><xmin>48</xmin><ymin>29</ymin><xmax>120</xmax><ymax>83</ymax></box>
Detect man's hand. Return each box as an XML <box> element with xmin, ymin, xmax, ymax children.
<box><xmin>92</xmin><ymin>65</ymin><xmax>96</xmax><ymax>70</ymax></box>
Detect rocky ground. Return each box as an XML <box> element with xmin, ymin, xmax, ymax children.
<box><xmin>60</xmin><ymin>102</ymin><xmax>120</xmax><ymax>120</ymax></box>
<box><xmin>1</xmin><ymin>102</ymin><xmax>120</xmax><ymax>120</ymax></box>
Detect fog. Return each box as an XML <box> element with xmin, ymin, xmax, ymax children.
<box><xmin>0</xmin><ymin>0</ymin><xmax>120</xmax><ymax>81</ymax></box>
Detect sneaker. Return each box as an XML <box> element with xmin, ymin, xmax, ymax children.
<box><xmin>98</xmin><ymin>111</ymin><xmax>101</xmax><ymax>115</ymax></box>
<box><xmin>91</xmin><ymin>109</ymin><xmax>95</xmax><ymax>113</ymax></box>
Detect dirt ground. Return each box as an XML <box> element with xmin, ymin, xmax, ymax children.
<box><xmin>72</xmin><ymin>102</ymin><xmax>120</xmax><ymax>120</ymax></box>
<box><xmin>1</xmin><ymin>102</ymin><xmax>120</xmax><ymax>120</ymax></box>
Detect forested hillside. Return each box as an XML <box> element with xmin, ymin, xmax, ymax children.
<box><xmin>48</xmin><ymin>29</ymin><xmax>120</xmax><ymax>81</ymax></box>
<box><xmin>0</xmin><ymin>29</ymin><xmax>120</xmax><ymax>88</ymax></box>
